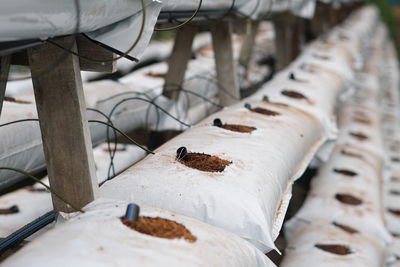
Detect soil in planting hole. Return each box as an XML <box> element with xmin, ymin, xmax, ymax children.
<box><xmin>0</xmin><ymin>205</ymin><xmax>19</xmax><ymax>215</ymax></box>
<box><xmin>335</xmin><ymin>193</ymin><xmax>363</xmax><ymax>206</ymax></box>
<box><xmin>312</xmin><ymin>54</ymin><xmax>331</xmax><ymax>60</ymax></box>
<box><xmin>314</xmin><ymin>244</ymin><xmax>352</xmax><ymax>255</ymax></box>
<box><xmin>340</xmin><ymin>149</ymin><xmax>363</xmax><ymax>159</ymax></box>
<box><xmin>332</xmin><ymin>221</ymin><xmax>358</xmax><ymax>234</ymax></box>
<box><xmin>246</xmin><ymin>104</ymin><xmax>280</xmax><ymax>116</ymax></box>
<box><xmin>178</xmin><ymin>151</ymin><xmax>231</xmax><ymax>173</ymax></box>
<box><xmin>145</xmin><ymin>72</ymin><xmax>166</xmax><ymax>78</ymax></box>
<box><xmin>26</xmin><ymin>186</ymin><xmax>47</xmax><ymax>193</ymax></box>
<box><xmin>121</xmin><ymin>216</ymin><xmax>197</xmax><ymax>242</ymax></box>
<box><xmin>388</xmin><ymin>208</ymin><xmax>400</xmax><ymax>216</ymax></box>
<box><xmin>333</xmin><ymin>168</ymin><xmax>357</xmax><ymax>177</ymax></box>
<box><xmin>352</xmin><ymin>117</ymin><xmax>371</xmax><ymax>125</ymax></box>
<box><xmin>4</xmin><ymin>96</ymin><xmax>32</xmax><ymax>104</ymax></box>
<box><xmin>222</xmin><ymin>124</ymin><xmax>256</xmax><ymax>133</ymax></box>
<box><xmin>349</xmin><ymin>132</ymin><xmax>368</xmax><ymax>141</ymax></box>
<box><xmin>103</xmin><ymin>146</ymin><xmax>127</xmax><ymax>153</ymax></box>
<box><xmin>281</xmin><ymin>90</ymin><xmax>307</xmax><ymax>100</ymax></box>
<box><xmin>213</xmin><ymin>119</ymin><xmax>256</xmax><ymax>133</ymax></box>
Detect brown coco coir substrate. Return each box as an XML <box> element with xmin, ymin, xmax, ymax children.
<box><xmin>121</xmin><ymin>216</ymin><xmax>197</xmax><ymax>242</ymax></box>
<box><xmin>249</xmin><ymin>107</ymin><xmax>280</xmax><ymax>116</ymax></box>
<box><xmin>335</xmin><ymin>193</ymin><xmax>363</xmax><ymax>206</ymax></box>
<box><xmin>178</xmin><ymin>153</ymin><xmax>231</xmax><ymax>172</ymax></box>
<box><xmin>332</xmin><ymin>221</ymin><xmax>359</xmax><ymax>234</ymax></box>
<box><xmin>221</xmin><ymin>124</ymin><xmax>256</xmax><ymax>133</ymax></box>
<box><xmin>314</xmin><ymin>244</ymin><xmax>352</xmax><ymax>255</ymax></box>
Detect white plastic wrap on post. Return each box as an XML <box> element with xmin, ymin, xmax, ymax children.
<box><xmin>281</xmin><ymin>219</ymin><xmax>386</xmax><ymax>267</ymax></box>
<box><xmin>0</xmin><ymin>143</ymin><xmax>147</xmax><ymax>237</ymax></box>
<box><xmin>289</xmin><ymin>146</ymin><xmax>391</xmax><ymax>244</ymax></box>
<box><xmin>100</xmin><ymin>99</ymin><xmax>326</xmax><ymax>252</ymax></box>
<box><xmin>2</xmin><ymin>198</ymin><xmax>275</xmax><ymax>267</ymax></box>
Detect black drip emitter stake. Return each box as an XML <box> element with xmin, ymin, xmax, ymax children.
<box><xmin>213</xmin><ymin>118</ymin><xmax>223</xmax><ymax>127</ymax></box>
<box><xmin>176</xmin><ymin>146</ymin><xmax>188</xmax><ymax>160</ymax></box>
<box><xmin>124</xmin><ymin>203</ymin><xmax>140</xmax><ymax>221</ymax></box>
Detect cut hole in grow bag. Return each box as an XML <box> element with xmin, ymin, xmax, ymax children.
<box><xmin>176</xmin><ymin>147</ymin><xmax>231</xmax><ymax>173</ymax></box>
<box><xmin>0</xmin><ymin>205</ymin><xmax>19</xmax><ymax>215</ymax></box>
<box><xmin>281</xmin><ymin>90</ymin><xmax>308</xmax><ymax>100</ymax></box>
<box><xmin>352</xmin><ymin>117</ymin><xmax>372</xmax><ymax>125</ymax></box>
<box><xmin>340</xmin><ymin>149</ymin><xmax>363</xmax><ymax>159</ymax></box>
<box><xmin>335</xmin><ymin>193</ymin><xmax>363</xmax><ymax>206</ymax></box>
<box><xmin>314</xmin><ymin>244</ymin><xmax>352</xmax><ymax>255</ymax></box>
<box><xmin>332</xmin><ymin>221</ymin><xmax>358</xmax><ymax>234</ymax></box>
<box><xmin>26</xmin><ymin>186</ymin><xmax>48</xmax><ymax>193</ymax></box>
<box><xmin>244</xmin><ymin>103</ymin><xmax>280</xmax><ymax>116</ymax></box>
<box><xmin>213</xmin><ymin>118</ymin><xmax>256</xmax><ymax>133</ymax></box>
<box><xmin>4</xmin><ymin>96</ymin><xmax>32</xmax><ymax>104</ymax></box>
<box><xmin>388</xmin><ymin>208</ymin><xmax>400</xmax><ymax>217</ymax></box>
<box><xmin>312</xmin><ymin>54</ymin><xmax>331</xmax><ymax>60</ymax></box>
<box><xmin>349</xmin><ymin>132</ymin><xmax>368</xmax><ymax>141</ymax></box>
<box><xmin>333</xmin><ymin>168</ymin><xmax>358</xmax><ymax>177</ymax></box>
<box><xmin>121</xmin><ymin>216</ymin><xmax>197</xmax><ymax>242</ymax></box>
<box><xmin>145</xmin><ymin>72</ymin><xmax>166</xmax><ymax>78</ymax></box>
<box><xmin>103</xmin><ymin>146</ymin><xmax>127</xmax><ymax>153</ymax></box>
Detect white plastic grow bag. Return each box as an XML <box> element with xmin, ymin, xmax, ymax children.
<box><xmin>2</xmin><ymin>198</ymin><xmax>275</xmax><ymax>267</ymax></box>
<box><xmin>101</xmin><ymin>99</ymin><xmax>327</xmax><ymax>252</ymax></box>
<box><xmin>289</xmin><ymin>145</ymin><xmax>391</xmax><ymax>244</ymax></box>
<box><xmin>248</xmin><ymin>60</ymin><xmax>344</xmax><ymax>139</ymax></box>
<box><xmin>281</xmin><ymin>219</ymin><xmax>386</xmax><ymax>267</ymax></box>
<box><xmin>335</xmin><ymin>102</ymin><xmax>385</xmax><ymax>159</ymax></box>
<box><xmin>0</xmin><ymin>143</ymin><xmax>146</xmax><ymax>237</ymax></box>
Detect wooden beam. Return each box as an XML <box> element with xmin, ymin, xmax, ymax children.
<box><xmin>211</xmin><ymin>21</ymin><xmax>240</xmax><ymax>106</ymax></box>
<box><xmin>0</xmin><ymin>55</ymin><xmax>11</xmax><ymax>117</ymax></box>
<box><xmin>163</xmin><ymin>27</ymin><xmax>197</xmax><ymax>100</ymax></box>
<box><xmin>239</xmin><ymin>20</ymin><xmax>259</xmax><ymax>73</ymax></box>
<box><xmin>76</xmin><ymin>35</ymin><xmax>117</xmax><ymax>73</ymax></box>
<box><xmin>28</xmin><ymin>36</ymin><xmax>98</xmax><ymax>213</ymax></box>
<box><xmin>10</xmin><ymin>36</ymin><xmax>117</xmax><ymax>73</ymax></box>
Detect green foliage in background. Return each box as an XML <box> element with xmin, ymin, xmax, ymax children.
<box><xmin>369</xmin><ymin>0</ymin><xmax>396</xmax><ymax>34</ymax></box>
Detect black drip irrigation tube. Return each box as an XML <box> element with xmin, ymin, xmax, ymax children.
<box><xmin>0</xmin><ymin>211</ymin><xmax>55</xmax><ymax>254</ymax></box>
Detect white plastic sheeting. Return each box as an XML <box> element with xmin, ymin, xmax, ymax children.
<box><xmin>2</xmin><ymin>198</ymin><xmax>275</xmax><ymax>267</ymax></box>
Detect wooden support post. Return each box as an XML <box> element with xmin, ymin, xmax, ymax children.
<box><xmin>272</xmin><ymin>13</ymin><xmax>302</xmax><ymax>70</ymax></box>
<box><xmin>28</xmin><ymin>36</ymin><xmax>98</xmax><ymax>213</ymax></box>
<box><xmin>76</xmin><ymin>36</ymin><xmax>117</xmax><ymax>73</ymax></box>
<box><xmin>0</xmin><ymin>55</ymin><xmax>11</xmax><ymax>117</ymax></box>
<box><xmin>239</xmin><ymin>20</ymin><xmax>259</xmax><ymax>73</ymax></box>
<box><xmin>211</xmin><ymin>21</ymin><xmax>240</xmax><ymax>106</ymax></box>
<box><xmin>163</xmin><ymin>27</ymin><xmax>197</xmax><ymax>100</ymax></box>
